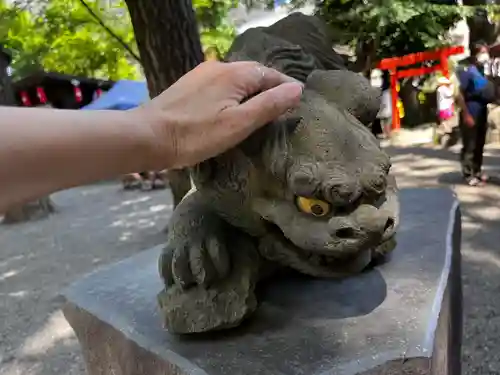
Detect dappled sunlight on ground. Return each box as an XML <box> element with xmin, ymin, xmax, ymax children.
<box><xmin>463</xmin><ymin>248</ymin><xmax>500</xmax><ymax>270</ymax></box>
<box><xmin>0</xmin><ymin>182</ymin><xmax>173</xmax><ymax>375</ymax></box>
<box><xmin>18</xmin><ymin>311</ymin><xmax>74</xmax><ymax>357</ymax></box>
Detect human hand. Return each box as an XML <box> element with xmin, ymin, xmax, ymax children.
<box><xmin>134</xmin><ymin>61</ymin><xmax>303</xmax><ymax>170</ymax></box>
<box><xmin>464</xmin><ymin>113</ymin><xmax>475</xmax><ymax>127</ymax></box>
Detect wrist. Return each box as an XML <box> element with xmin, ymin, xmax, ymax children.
<box><xmin>126</xmin><ymin>106</ymin><xmax>176</xmax><ymax>171</ymax></box>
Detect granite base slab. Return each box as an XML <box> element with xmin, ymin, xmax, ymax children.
<box><xmin>62</xmin><ymin>188</ymin><xmax>462</xmax><ymax>375</ymax></box>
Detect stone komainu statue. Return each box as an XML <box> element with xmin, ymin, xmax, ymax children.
<box><xmin>158</xmin><ymin>13</ymin><xmax>399</xmax><ymax>334</ymax></box>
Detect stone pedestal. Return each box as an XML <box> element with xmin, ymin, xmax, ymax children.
<box><xmin>62</xmin><ymin>188</ymin><xmax>462</xmax><ymax>375</ymax></box>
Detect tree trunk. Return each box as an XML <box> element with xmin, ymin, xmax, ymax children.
<box><xmin>0</xmin><ymin>46</ymin><xmax>14</xmax><ymax>105</ymax></box>
<box><xmin>125</xmin><ymin>0</ymin><xmax>203</xmax><ymax>207</ymax></box>
<box><xmin>0</xmin><ymin>45</ymin><xmax>55</xmax><ymax>224</ymax></box>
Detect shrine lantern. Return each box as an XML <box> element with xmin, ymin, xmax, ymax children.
<box><xmin>36</xmin><ymin>86</ymin><xmax>48</xmax><ymax>104</ymax></box>
<box><xmin>20</xmin><ymin>91</ymin><xmax>31</xmax><ymax>106</ymax></box>
<box><xmin>71</xmin><ymin>79</ymin><xmax>83</xmax><ymax>103</ymax></box>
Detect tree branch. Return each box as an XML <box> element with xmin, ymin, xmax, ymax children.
<box><xmin>77</xmin><ymin>0</ymin><xmax>141</xmax><ymax>63</ymax></box>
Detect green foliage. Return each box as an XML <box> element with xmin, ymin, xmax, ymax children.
<box><xmin>1</xmin><ymin>0</ymin><xmax>485</xmax><ymax>81</ymax></box>
<box><xmin>0</xmin><ymin>0</ymin><xmax>237</xmax><ymax>80</ymax></box>
<box><xmin>0</xmin><ymin>0</ymin><xmax>140</xmax><ymax>80</ymax></box>
<box><xmin>193</xmin><ymin>0</ymin><xmax>237</xmax><ymax>55</ymax></box>
<box><xmin>316</xmin><ymin>0</ymin><xmax>470</xmax><ymax>63</ymax></box>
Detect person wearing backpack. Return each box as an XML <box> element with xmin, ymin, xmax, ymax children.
<box><xmin>456</xmin><ymin>43</ymin><xmax>496</xmax><ymax>186</ymax></box>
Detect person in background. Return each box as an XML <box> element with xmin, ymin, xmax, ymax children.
<box><xmin>375</xmin><ymin>71</ymin><xmax>392</xmax><ymax>139</ymax></box>
<box><xmin>455</xmin><ymin>42</ymin><xmax>496</xmax><ymax>186</ymax></box>
<box><xmin>370</xmin><ymin>69</ymin><xmax>384</xmax><ymax>137</ymax></box>
<box><xmin>437</xmin><ymin>76</ymin><xmax>454</xmax><ymax>121</ymax></box>
<box><xmin>435</xmin><ymin>76</ymin><xmax>458</xmax><ymax>147</ymax></box>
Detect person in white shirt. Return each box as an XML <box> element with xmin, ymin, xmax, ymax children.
<box><xmin>376</xmin><ymin>88</ymin><xmax>392</xmax><ymax>138</ymax></box>
<box><xmin>435</xmin><ymin>76</ymin><xmax>458</xmax><ymax>147</ymax></box>
<box><xmin>436</xmin><ymin>76</ymin><xmax>455</xmax><ymax>121</ymax></box>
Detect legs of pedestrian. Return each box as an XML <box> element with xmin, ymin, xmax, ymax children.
<box><xmin>122</xmin><ymin>173</ymin><xmax>142</xmax><ymax>190</ymax></box>
<box><xmin>139</xmin><ymin>171</ymin><xmax>154</xmax><ymax>191</ymax></box>
<box><xmin>473</xmin><ymin>117</ymin><xmax>489</xmax><ymax>182</ymax></box>
<box><xmin>459</xmin><ymin>117</ymin><xmax>482</xmax><ymax>186</ymax></box>
<box><xmin>382</xmin><ymin>118</ymin><xmax>392</xmax><ymax>138</ymax></box>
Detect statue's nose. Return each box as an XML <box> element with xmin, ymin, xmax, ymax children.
<box><xmin>328</xmin><ymin>204</ymin><xmax>394</xmax><ymax>241</ymax></box>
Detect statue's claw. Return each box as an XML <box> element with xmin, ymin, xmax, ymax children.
<box><xmin>160</xmin><ymin>227</ymin><xmax>230</xmax><ymax>290</ymax></box>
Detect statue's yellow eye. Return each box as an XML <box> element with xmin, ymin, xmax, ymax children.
<box><xmin>296</xmin><ymin>196</ymin><xmax>331</xmax><ymax>217</ymax></box>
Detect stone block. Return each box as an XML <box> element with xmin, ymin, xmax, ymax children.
<box><xmin>62</xmin><ymin>188</ymin><xmax>462</xmax><ymax>375</ymax></box>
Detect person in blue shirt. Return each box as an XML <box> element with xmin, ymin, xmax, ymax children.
<box><xmin>456</xmin><ymin>43</ymin><xmax>495</xmax><ymax>186</ymax></box>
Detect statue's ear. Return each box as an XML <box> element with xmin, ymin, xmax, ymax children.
<box><xmin>305</xmin><ymin>69</ymin><xmax>381</xmax><ymax>126</ymax></box>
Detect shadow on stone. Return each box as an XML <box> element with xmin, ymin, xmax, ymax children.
<box><xmin>62</xmin><ymin>188</ymin><xmax>462</xmax><ymax>375</ymax></box>
<box><xmin>257</xmin><ymin>269</ymin><xmax>387</xmax><ymax>320</ymax></box>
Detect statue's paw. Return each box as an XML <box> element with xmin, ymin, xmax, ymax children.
<box><xmin>159</xmin><ymin>232</ymin><xmax>230</xmax><ymax>290</ymax></box>
<box><xmin>158</xmin><ymin>234</ymin><xmax>260</xmax><ymax>334</ymax></box>
<box><xmin>158</xmin><ymin>278</ymin><xmax>258</xmax><ymax>334</ymax></box>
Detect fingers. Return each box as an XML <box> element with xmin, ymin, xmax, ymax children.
<box><xmin>226</xmin><ymin>81</ymin><xmax>303</xmax><ymax>134</ymax></box>
<box><xmin>230</xmin><ymin>61</ymin><xmax>301</xmax><ymax>95</ymax></box>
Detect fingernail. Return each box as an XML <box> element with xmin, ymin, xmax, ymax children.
<box><xmin>278</xmin><ymin>82</ymin><xmax>304</xmax><ymax>106</ymax></box>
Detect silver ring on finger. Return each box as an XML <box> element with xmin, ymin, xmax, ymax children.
<box><xmin>255</xmin><ymin>64</ymin><xmax>266</xmax><ymax>82</ymax></box>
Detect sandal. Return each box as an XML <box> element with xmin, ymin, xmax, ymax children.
<box><xmin>476</xmin><ymin>173</ymin><xmax>489</xmax><ymax>182</ymax></box>
<box><xmin>152</xmin><ymin>178</ymin><xmax>166</xmax><ymax>189</ymax></box>
<box><xmin>465</xmin><ymin>176</ymin><xmax>483</xmax><ymax>186</ymax></box>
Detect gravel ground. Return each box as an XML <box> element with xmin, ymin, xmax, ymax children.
<box><xmin>0</xmin><ymin>182</ymin><xmax>173</xmax><ymax>375</ymax></box>
<box><xmin>1</xmin><ymin>144</ymin><xmax>500</xmax><ymax>375</ymax></box>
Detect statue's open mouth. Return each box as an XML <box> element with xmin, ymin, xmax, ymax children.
<box><xmin>262</xmin><ymin>220</ymin><xmax>396</xmax><ymax>277</ymax></box>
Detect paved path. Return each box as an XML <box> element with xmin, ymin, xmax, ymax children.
<box><xmin>1</xmin><ymin>144</ymin><xmax>500</xmax><ymax>375</ymax></box>
<box><xmin>0</xmin><ymin>183</ymin><xmax>173</xmax><ymax>375</ymax></box>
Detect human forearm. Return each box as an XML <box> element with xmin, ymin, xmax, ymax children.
<box><xmin>0</xmin><ymin>62</ymin><xmax>303</xmax><ymax>212</ymax></box>
<box><xmin>455</xmin><ymin>91</ymin><xmax>469</xmax><ymax>115</ymax></box>
<box><xmin>0</xmin><ymin>107</ymin><xmax>152</xmax><ymax>211</ymax></box>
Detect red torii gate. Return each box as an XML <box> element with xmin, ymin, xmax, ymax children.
<box><xmin>376</xmin><ymin>45</ymin><xmax>465</xmax><ymax>131</ymax></box>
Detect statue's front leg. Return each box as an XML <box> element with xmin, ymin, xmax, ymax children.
<box><xmin>158</xmin><ymin>191</ymin><xmax>261</xmax><ymax>334</ymax></box>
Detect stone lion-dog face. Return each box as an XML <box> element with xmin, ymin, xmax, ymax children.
<box><xmin>236</xmin><ymin>69</ymin><xmax>398</xmax><ymax>272</ymax></box>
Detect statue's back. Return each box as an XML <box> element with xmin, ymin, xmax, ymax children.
<box><xmin>225</xmin><ymin>13</ymin><xmax>346</xmax><ymax>78</ymax></box>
